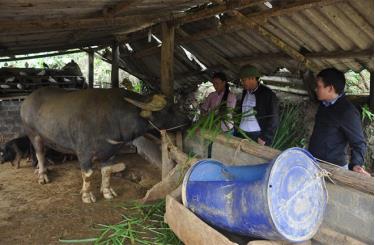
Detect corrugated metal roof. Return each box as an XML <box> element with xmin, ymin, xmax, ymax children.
<box><xmin>0</xmin><ymin>0</ymin><xmax>373</xmax><ymax>91</ymax></box>
<box><xmin>116</xmin><ymin>0</ymin><xmax>373</xmax><ymax>90</ymax></box>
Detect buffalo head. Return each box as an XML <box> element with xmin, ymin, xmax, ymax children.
<box><xmin>0</xmin><ymin>148</ymin><xmax>10</xmax><ymax>164</ymax></box>
<box><xmin>125</xmin><ymin>94</ymin><xmax>190</xmax><ymax>131</ymax></box>
<box><xmin>0</xmin><ymin>150</ymin><xmax>4</xmax><ymax>163</ymax></box>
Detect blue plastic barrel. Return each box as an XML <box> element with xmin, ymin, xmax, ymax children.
<box><xmin>182</xmin><ymin>147</ymin><xmax>327</xmax><ymax>242</ymax></box>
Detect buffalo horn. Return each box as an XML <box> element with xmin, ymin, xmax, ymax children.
<box><xmin>124</xmin><ymin>94</ymin><xmax>167</xmax><ymax>111</ymax></box>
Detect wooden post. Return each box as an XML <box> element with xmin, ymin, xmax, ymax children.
<box><xmin>175</xmin><ymin>131</ymin><xmax>183</xmax><ymax>150</ymax></box>
<box><xmin>111</xmin><ymin>41</ymin><xmax>119</xmax><ymax>88</ymax></box>
<box><xmin>160</xmin><ymin>21</ymin><xmax>175</xmax><ymax>96</ymax></box>
<box><xmin>302</xmin><ymin>70</ymin><xmax>317</xmax><ymax>101</ymax></box>
<box><xmin>88</xmin><ymin>50</ymin><xmax>94</xmax><ymax>88</ymax></box>
<box><xmin>161</xmin><ymin>130</ymin><xmax>176</xmax><ymax>179</ymax></box>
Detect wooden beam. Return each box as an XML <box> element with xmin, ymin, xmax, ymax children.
<box><xmin>266</xmin><ymin>84</ymin><xmax>309</xmax><ymax>95</ymax></box>
<box><xmin>172</xmin><ymin>0</ymin><xmax>342</xmax><ymax>52</ymax></box>
<box><xmin>160</xmin><ymin>22</ymin><xmax>175</xmax><ymax>96</ymax></box>
<box><xmin>0</xmin><ymin>14</ymin><xmax>164</xmax><ymax>34</ymax></box>
<box><xmin>111</xmin><ymin>41</ymin><xmax>119</xmax><ymax>88</ymax></box>
<box><xmin>230</xmin><ymin>49</ymin><xmax>374</xmax><ymax>65</ymax></box>
<box><xmin>0</xmin><ymin>49</ymin><xmax>84</xmax><ymax>62</ymax></box>
<box><xmin>0</xmin><ymin>38</ymin><xmax>112</xmax><ymax>57</ymax></box>
<box><xmin>175</xmin><ymin>0</ymin><xmax>263</xmax><ymax>25</ymax></box>
<box><xmin>103</xmin><ymin>0</ymin><xmax>137</xmax><ymax>17</ymax></box>
<box><xmin>88</xmin><ymin>50</ymin><xmax>94</xmax><ymax>88</ymax></box>
<box><xmin>305</xmin><ymin>49</ymin><xmax>374</xmax><ymax>59</ymax></box>
<box><xmin>248</xmin><ymin>0</ymin><xmax>343</xmax><ymax>24</ymax></box>
<box><xmin>231</xmin><ymin>10</ymin><xmax>320</xmax><ymax>72</ymax></box>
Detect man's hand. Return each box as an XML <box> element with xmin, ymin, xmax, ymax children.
<box><xmin>257</xmin><ymin>137</ymin><xmax>266</xmax><ymax>146</ymax></box>
<box><xmin>352</xmin><ymin>165</ymin><xmax>371</xmax><ymax>177</ymax></box>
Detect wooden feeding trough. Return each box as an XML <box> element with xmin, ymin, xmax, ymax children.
<box><xmin>153</xmin><ymin>131</ymin><xmax>373</xmax><ymax>245</ymax></box>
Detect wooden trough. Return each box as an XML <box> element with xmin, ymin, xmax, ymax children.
<box><xmin>155</xmin><ymin>131</ymin><xmax>373</xmax><ymax>245</ymax></box>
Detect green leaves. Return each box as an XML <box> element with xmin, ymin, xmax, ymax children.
<box><xmin>271</xmin><ymin>103</ymin><xmax>306</xmax><ymax>151</ymax></box>
<box><xmin>59</xmin><ymin>200</ymin><xmax>181</xmax><ymax>245</ymax></box>
<box><xmin>187</xmin><ymin>103</ymin><xmax>255</xmax><ymax>143</ymax></box>
<box><xmin>361</xmin><ymin>104</ymin><xmax>374</xmax><ymax>122</ymax></box>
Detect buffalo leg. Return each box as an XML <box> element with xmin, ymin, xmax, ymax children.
<box><xmin>13</xmin><ymin>146</ymin><xmax>22</xmax><ymax>169</ymax></box>
<box><xmin>31</xmin><ymin>135</ymin><xmax>49</xmax><ymax>184</ymax></box>
<box><xmin>13</xmin><ymin>154</ymin><xmax>21</xmax><ymax>169</ymax></box>
<box><xmin>81</xmin><ymin>169</ymin><xmax>96</xmax><ymax>203</ymax></box>
<box><xmin>100</xmin><ymin>162</ymin><xmax>126</xmax><ymax>200</ymax></box>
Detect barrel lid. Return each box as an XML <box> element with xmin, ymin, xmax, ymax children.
<box><xmin>267</xmin><ymin>148</ymin><xmax>327</xmax><ymax>241</ymax></box>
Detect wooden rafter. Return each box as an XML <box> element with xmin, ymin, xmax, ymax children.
<box><xmin>103</xmin><ymin>0</ymin><xmax>137</xmax><ymax>17</ymax></box>
<box><xmin>0</xmin><ymin>38</ymin><xmax>112</xmax><ymax>56</ymax></box>
<box><xmin>0</xmin><ymin>14</ymin><xmax>163</xmax><ymax>34</ymax></box>
<box><xmin>230</xmin><ymin>49</ymin><xmax>374</xmax><ymax>65</ymax></box>
<box><xmin>249</xmin><ymin>0</ymin><xmax>343</xmax><ymax>24</ymax></box>
<box><xmin>175</xmin><ymin>0</ymin><xmax>263</xmax><ymax>25</ymax></box>
<box><xmin>231</xmin><ymin>10</ymin><xmax>320</xmax><ymax>72</ymax></box>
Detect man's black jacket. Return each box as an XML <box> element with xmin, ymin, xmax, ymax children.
<box><xmin>237</xmin><ymin>84</ymin><xmax>279</xmax><ymax>145</ymax></box>
<box><xmin>308</xmin><ymin>95</ymin><xmax>366</xmax><ymax>169</ymax></box>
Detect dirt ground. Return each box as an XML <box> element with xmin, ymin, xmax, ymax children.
<box><xmin>0</xmin><ymin>153</ymin><xmax>161</xmax><ymax>244</ymax></box>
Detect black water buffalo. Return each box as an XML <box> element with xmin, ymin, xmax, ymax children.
<box><xmin>20</xmin><ymin>87</ymin><xmax>189</xmax><ymax>203</ymax></box>
<box><xmin>0</xmin><ymin>136</ymin><xmax>35</xmax><ymax>168</ymax></box>
<box><xmin>0</xmin><ymin>136</ymin><xmax>76</xmax><ymax>168</ymax></box>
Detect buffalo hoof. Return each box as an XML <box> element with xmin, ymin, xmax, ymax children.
<box><xmin>82</xmin><ymin>192</ymin><xmax>96</xmax><ymax>203</ymax></box>
<box><xmin>101</xmin><ymin>187</ymin><xmax>118</xmax><ymax>200</ymax></box>
<box><xmin>38</xmin><ymin>173</ymin><xmax>49</xmax><ymax>184</ymax></box>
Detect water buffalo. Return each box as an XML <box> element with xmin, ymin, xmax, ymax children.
<box><xmin>20</xmin><ymin>87</ymin><xmax>189</xmax><ymax>203</ymax></box>
<box><xmin>0</xmin><ymin>135</ymin><xmax>76</xmax><ymax>169</ymax></box>
<box><xmin>0</xmin><ymin>136</ymin><xmax>35</xmax><ymax>168</ymax></box>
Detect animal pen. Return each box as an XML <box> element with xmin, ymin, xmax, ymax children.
<box><xmin>0</xmin><ymin>0</ymin><xmax>373</xmax><ymax>244</ymax></box>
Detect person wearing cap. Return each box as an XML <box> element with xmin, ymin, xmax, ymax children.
<box><xmin>201</xmin><ymin>71</ymin><xmax>237</xmax><ymax>133</ymax></box>
<box><xmin>308</xmin><ymin>68</ymin><xmax>370</xmax><ymax>176</ymax></box>
<box><xmin>235</xmin><ymin>65</ymin><xmax>279</xmax><ymax>146</ymax></box>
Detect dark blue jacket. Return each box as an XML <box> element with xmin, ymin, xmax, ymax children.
<box><xmin>308</xmin><ymin>95</ymin><xmax>366</xmax><ymax>169</ymax></box>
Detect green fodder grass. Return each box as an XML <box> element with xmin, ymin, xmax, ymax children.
<box><xmin>272</xmin><ymin>102</ymin><xmax>306</xmax><ymax>151</ymax></box>
<box><xmin>59</xmin><ymin>200</ymin><xmax>182</xmax><ymax>245</ymax></box>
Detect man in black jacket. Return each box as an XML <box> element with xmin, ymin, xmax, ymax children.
<box><xmin>309</xmin><ymin>68</ymin><xmax>370</xmax><ymax>176</ymax></box>
<box><xmin>234</xmin><ymin>65</ymin><xmax>279</xmax><ymax>146</ymax></box>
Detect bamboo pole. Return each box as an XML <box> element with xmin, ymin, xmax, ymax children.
<box><xmin>142</xmin><ymin>138</ymin><xmax>198</xmax><ymax>203</ymax></box>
